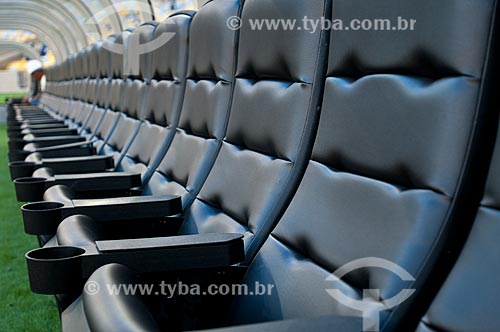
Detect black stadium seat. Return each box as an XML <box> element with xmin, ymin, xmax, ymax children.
<box><xmin>10</xmin><ymin>15</ymin><xmax>192</xmax><ymax>191</ymax></box>
<box><xmin>45</xmin><ymin>0</ymin><xmax>328</xmax><ymax>256</ymax></box>
<box><xmin>416</xmin><ymin>116</ymin><xmax>500</xmax><ymax>332</ymax></box>
<box><xmin>3</xmin><ymin>0</ymin><xmax>500</xmax><ymax>331</ymax></box>
<box><xmin>56</xmin><ymin>0</ymin><xmax>499</xmax><ymax>330</ymax></box>
<box><xmin>112</xmin><ymin>12</ymin><xmax>194</xmax><ymax>184</ymax></box>
<box><xmin>43</xmin><ymin>0</ymin><xmax>243</xmax><ymax>244</ymax></box>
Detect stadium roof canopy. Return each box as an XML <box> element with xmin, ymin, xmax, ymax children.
<box><xmin>0</xmin><ymin>0</ymin><xmax>202</xmax><ymax>62</ymax></box>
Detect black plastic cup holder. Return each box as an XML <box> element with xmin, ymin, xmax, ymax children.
<box><xmin>9</xmin><ymin>161</ymin><xmax>36</xmax><ymax>180</ymax></box>
<box><xmin>8</xmin><ymin>139</ymin><xmax>26</xmax><ymax>150</ymax></box>
<box><xmin>22</xmin><ymin>202</ymin><xmax>64</xmax><ymax>235</ymax></box>
<box><xmin>14</xmin><ymin>177</ymin><xmax>48</xmax><ymax>202</ymax></box>
<box><xmin>8</xmin><ymin>132</ymin><xmax>23</xmax><ymax>139</ymax></box>
<box><xmin>26</xmin><ymin>246</ymin><xmax>86</xmax><ymax>294</ymax></box>
<box><xmin>8</xmin><ymin>150</ymin><xmax>30</xmax><ymax>162</ymax></box>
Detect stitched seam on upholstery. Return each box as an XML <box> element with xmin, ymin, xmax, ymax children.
<box><xmin>312</xmin><ymin>160</ymin><xmax>450</xmax><ymax>197</ymax></box>
<box><xmin>269</xmin><ymin>234</ymin><xmax>367</xmax><ymax>297</ymax></box>
<box><xmin>195</xmin><ymin>196</ymin><xmax>250</xmax><ymax>230</ymax></box>
<box><xmin>327</xmin><ymin>73</ymin><xmax>478</xmax><ymax>84</ymax></box>
<box><xmin>234</xmin><ymin>75</ymin><xmax>311</xmax><ymax>86</ymax></box>
<box><xmin>328</xmin><ymin>72</ymin><xmax>477</xmax><ymax>82</ymax></box>
<box><xmin>227</xmin><ymin>78</ymin><xmax>311</xmax><ymax>160</ymax></box>
<box><xmin>224</xmin><ymin>141</ymin><xmax>289</xmax><ymax>162</ymax></box>
<box><xmin>419</xmin><ymin>321</ymin><xmax>450</xmax><ymax>332</ymax></box>
<box><xmin>157</xmin><ymin>161</ymin><xmax>189</xmax><ymax>188</ymax></box>
<box><xmin>480</xmin><ymin>204</ymin><xmax>500</xmax><ymax>212</ymax></box>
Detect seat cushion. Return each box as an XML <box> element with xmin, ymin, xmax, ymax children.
<box><xmin>62</xmin><ymin>264</ymin><xmax>161</xmax><ymax>332</ymax></box>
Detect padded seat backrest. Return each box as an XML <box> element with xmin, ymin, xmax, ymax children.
<box><xmin>81</xmin><ymin>81</ymin><xmax>113</xmax><ymax>137</ymax></box>
<box><xmin>77</xmin><ymin>79</ymin><xmax>106</xmax><ymax>127</ymax></box>
<box><xmin>102</xmin><ymin>80</ymin><xmax>146</xmax><ymax>160</ymax></box>
<box><xmin>125</xmin><ymin>22</ymin><xmax>158</xmax><ymax>80</ymax></box>
<box><xmin>417</xmin><ymin>118</ymin><xmax>500</xmax><ymax>332</ymax></box>
<box><xmin>88</xmin><ymin>43</ymin><xmax>101</xmax><ymax>79</ymax></box>
<box><xmin>99</xmin><ymin>35</ymin><xmax>116</xmax><ymax>79</ymax></box>
<box><xmin>120</xmin><ymin>12</ymin><xmax>194</xmax><ymax>181</ymax></box>
<box><xmin>91</xmin><ymin>79</ymin><xmax>125</xmax><ymax>153</ymax></box>
<box><xmin>144</xmin><ymin>0</ymin><xmax>241</xmax><ymax>202</ymax></box>
<box><xmin>108</xmin><ymin>79</ymin><xmax>124</xmax><ymax>112</ymax></box>
<box><xmin>176</xmin><ymin>0</ymin><xmax>330</xmax><ymax>261</ymax></box>
<box><xmin>119</xmin><ymin>79</ymin><xmax>145</xmax><ymax>120</ymax></box>
<box><xmin>76</xmin><ymin>49</ymin><xmax>88</xmax><ymax>80</ymax></box>
<box><xmin>230</xmin><ymin>0</ymin><xmax>499</xmax><ymax>330</ymax></box>
<box><xmin>99</xmin><ymin>24</ymin><xmax>157</xmax><ymax>167</ymax></box>
<box><xmin>67</xmin><ymin>55</ymin><xmax>76</xmax><ymax>81</ymax></box>
<box><xmin>71</xmin><ymin>80</ymin><xmax>97</xmax><ymax>125</ymax></box>
<box><xmin>110</xmin><ymin>30</ymin><xmax>131</xmax><ymax>79</ymax></box>
<box><xmin>94</xmin><ymin>80</ymin><xmax>108</xmax><ymax>110</ymax></box>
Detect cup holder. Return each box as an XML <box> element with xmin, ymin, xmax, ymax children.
<box><xmin>9</xmin><ymin>161</ymin><xmax>36</xmax><ymax>180</ymax></box>
<box><xmin>13</xmin><ymin>177</ymin><xmax>48</xmax><ymax>202</ymax></box>
<box><xmin>8</xmin><ymin>150</ymin><xmax>30</xmax><ymax>162</ymax></box>
<box><xmin>26</xmin><ymin>246</ymin><xmax>86</xmax><ymax>294</ymax></box>
<box><xmin>27</xmin><ymin>246</ymin><xmax>85</xmax><ymax>260</ymax></box>
<box><xmin>8</xmin><ymin>139</ymin><xmax>26</xmax><ymax>151</ymax></box>
<box><xmin>8</xmin><ymin>131</ymin><xmax>23</xmax><ymax>139</ymax></box>
<box><xmin>21</xmin><ymin>202</ymin><xmax>65</xmax><ymax>235</ymax></box>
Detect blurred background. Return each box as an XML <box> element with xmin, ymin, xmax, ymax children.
<box><xmin>0</xmin><ymin>0</ymin><xmax>206</xmax><ymax>99</ymax></box>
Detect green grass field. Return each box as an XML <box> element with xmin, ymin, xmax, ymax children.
<box><xmin>0</xmin><ymin>94</ymin><xmax>26</xmax><ymax>105</ymax></box>
<box><xmin>0</xmin><ymin>123</ymin><xmax>60</xmax><ymax>331</ymax></box>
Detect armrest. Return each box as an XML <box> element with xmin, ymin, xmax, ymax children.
<box><xmin>98</xmin><ymin>233</ymin><xmax>241</xmax><ymax>252</ymax></box>
<box><xmin>70</xmin><ymin>195</ymin><xmax>181</xmax><ymax>221</ymax></box>
<box><xmin>9</xmin><ymin>124</ymin><xmax>68</xmax><ymax>139</ymax></box>
<box><xmin>90</xmin><ymin>233</ymin><xmax>245</xmax><ymax>275</ymax></box>
<box><xmin>35</xmin><ymin>146</ymin><xmax>95</xmax><ymax>159</ymax></box>
<box><xmin>14</xmin><ymin>172</ymin><xmax>141</xmax><ymax>202</ymax></box>
<box><xmin>41</xmin><ymin>155</ymin><xmax>114</xmax><ymax>174</ymax></box>
<box><xmin>26</xmin><ymin>128</ymin><xmax>78</xmax><ymax>138</ymax></box>
<box><xmin>9</xmin><ymin>156</ymin><xmax>113</xmax><ymax>181</ymax></box>
<box><xmin>35</xmin><ymin>141</ymin><xmax>94</xmax><ymax>152</ymax></box>
<box><xmin>9</xmin><ymin>136</ymin><xmax>85</xmax><ymax>150</ymax></box>
<box><xmin>20</xmin><ymin>119</ymin><xmax>64</xmax><ymax>126</ymax></box>
<box><xmin>21</xmin><ymin>123</ymin><xmax>67</xmax><ymax>130</ymax></box>
<box><xmin>8</xmin><ymin>141</ymin><xmax>96</xmax><ymax>161</ymax></box>
<box><xmin>26</xmin><ymin>233</ymin><xmax>245</xmax><ymax>294</ymax></box>
<box><xmin>54</xmin><ymin>172</ymin><xmax>142</xmax><ymax>192</ymax></box>
<box><xmin>21</xmin><ymin>195</ymin><xmax>182</xmax><ymax>235</ymax></box>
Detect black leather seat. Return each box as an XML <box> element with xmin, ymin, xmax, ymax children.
<box><xmin>52</xmin><ymin>0</ymin><xmax>328</xmax><ymax>259</ymax></box>
<box><xmin>416</xmin><ymin>116</ymin><xmax>500</xmax><ymax>332</ymax></box>
<box><xmin>49</xmin><ymin>0</ymin><xmax>243</xmax><ymax>244</ymax></box>
<box><xmin>36</xmin><ymin>14</ymin><xmax>193</xmax><ymax>200</ymax></box>
<box><xmin>59</xmin><ymin>0</ymin><xmax>499</xmax><ymax>331</ymax></box>
<box><xmin>12</xmin><ymin>44</ymin><xmax>110</xmax><ymax>159</ymax></box>
<box><xmin>111</xmin><ymin>12</ymin><xmax>194</xmax><ymax>184</ymax></box>
<box><xmin>11</xmin><ymin>26</ymin><xmax>154</xmax><ymax>178</ymax></box>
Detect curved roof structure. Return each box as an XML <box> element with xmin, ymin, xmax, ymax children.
<box><xmin>0</xmin><ymin>0</ymin><xmax>204</xmax><ymax>64</ymax></box>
